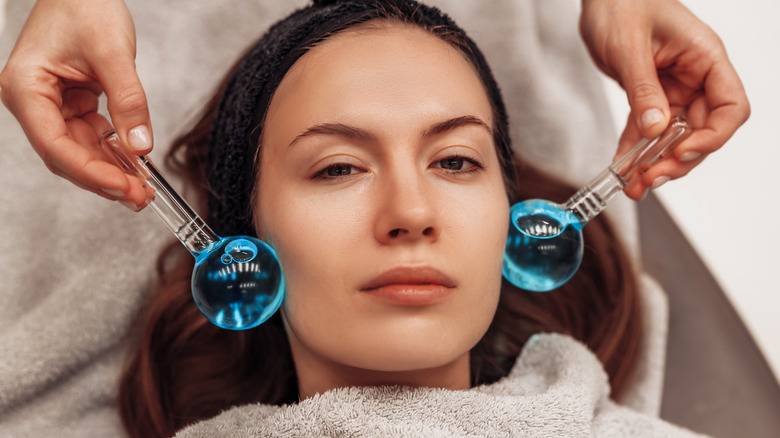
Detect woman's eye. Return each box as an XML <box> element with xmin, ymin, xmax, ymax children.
<box><xmin>433</xmin><ymin>156</ymin><xmax>482</xmax><ymax>173</ymax></box>
<box><xmin>439</xmin><ymin>157</ymin><xmax>468</xmax><ymax>170</ymax></box>
<box><xmin>326</xmin><ymin>164</ymin><xmax>355</xmax><ymax>177</ymax></box>
<box><xmin>313</xmin><ymin>163</ymin><xmax>362</xmax><ymax>180</ymax></box>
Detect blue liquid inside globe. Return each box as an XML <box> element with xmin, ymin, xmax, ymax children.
<box><xmin>192</xmin><ymin>236</ymin><xmax>284</xmax><ymax>330</ymax></box>
<box><xmin>503</xmin><ymin>199</ymin><xmax>584</xmax><ymax>292</ymax></box>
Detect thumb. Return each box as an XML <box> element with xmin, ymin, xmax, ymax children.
<box><xmin>94</xmin><ymin>57</ymin><xmax>153</xmax><ymax>155</ymax></box>
<box><xmin>616</xmin><ymin>44</ymin><xmax>671</xmax><ymax>139</ymax></box>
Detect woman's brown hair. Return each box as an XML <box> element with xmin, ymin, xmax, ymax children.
<box><xmin>118</xmin><ymin>3</ymin><xmax>642</xmax><ymax>437</ymax></box>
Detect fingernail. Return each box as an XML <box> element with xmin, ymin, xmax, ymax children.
<box><xmin>641</xmin><ymin>108</ymin><xmax>664</xmax><ymax>131</ymax></box>
<box><xmin>127</xmin><ymin>125</ymin><xmax>152</xmax><ymax>151</ymax></box>
<box><xmin>119</xmin><ymin>200</ymin><xmax>142</xmax><ymax>212</ymax></box>
<box><xmin>679</xmin><ymin>151</ymin><xmax>702</xmax><ymax>162</ymax></box>
<box><xmin>639</xmin><ymin>188</ymin><xmax>649</xmax><ymax>201</ymax></box>
<box><xmin>102</xmin><ymin>188</ymin><xmax>126</xmax><ymax>198</ymax></box>
<box><xmin>651</xmin><ymin>176</ymin><xmax>670</xmax><ymax>190</ymax></box>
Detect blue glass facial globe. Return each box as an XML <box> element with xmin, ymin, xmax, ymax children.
<box><xmin>503</xmin><ymin>199</ymin><xmax>584</xmax><ymax>292</ymax></box>
<box><xmin>191</xmin><ymin>236</ymin><xmax>285</xmax><ymax>330</ymax></box>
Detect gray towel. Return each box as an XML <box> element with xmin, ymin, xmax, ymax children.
<box><xmin>175</xmin><ymin>333</ymin><xmax>699</xmax><ymax>438</ymax></box>
<box><xmin>0</xmin><ymin>0</ymin><xmax>667</xmax><ymax>436</ymax></box>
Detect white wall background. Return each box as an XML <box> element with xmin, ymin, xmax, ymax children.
<box><xmin>1</xmin><ymin>0</ymin><xmax>777</xmax><ymax>380</ymax></box>
<box><xmin>599</xmin><ymin>0</ymin><xmax>780</xmax><ymax>381</ymax></box>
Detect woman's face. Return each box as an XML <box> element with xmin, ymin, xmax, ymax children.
<box><xmin>256</xmin><ymin>22</ymin><xmax>509</xmax><ymax>394</ymax></box>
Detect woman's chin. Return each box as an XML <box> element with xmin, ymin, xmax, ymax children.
<box><xmin>330</xmin><ymin>320</ymin><xmax>481</xmax><ymax>374</ymax></box>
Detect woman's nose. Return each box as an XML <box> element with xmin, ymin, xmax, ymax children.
<box><xmin>374</xmin><ymin>169</ymin><xmax>440</xmax><ymax>245</ymax></box>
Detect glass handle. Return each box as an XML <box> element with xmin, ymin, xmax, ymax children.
<box><xmin>564</xmin><ymin>115</ymin><xmax>693</xmax><ymax>223</ymax></box>
<box><xmin>611</xmin><ymin>115</ymin><xmax>693</xmax><ymax>186</ymax></box>
<box><xmin>100</xmin><ymin>129</ymin><xmax>220</xmax><ymax>256</ymax></box>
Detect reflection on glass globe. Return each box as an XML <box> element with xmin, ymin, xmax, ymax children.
<box><xmin>192</xmin><ymin>236</ymin><xmax>285</xmax><ymax>330</ymax></box>
<box><xmin>503</xmin><ymin>199</ymin><xmax>583</xmax><ymax>292</ymax></box>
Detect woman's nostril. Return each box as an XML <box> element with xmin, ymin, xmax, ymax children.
<box><xmin>387</xmin><ymin>227</ymin><xmax>435</xmax><ymax>239</ymax></box>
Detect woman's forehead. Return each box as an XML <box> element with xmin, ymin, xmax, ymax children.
<box><xmin>282</xmin><ymin>21</ymin><xmax>459</xmax><ymax>81</ymax></box>
<box><xmin>265</xmin><ymin>20</ymin><xmax>494</xmax><ymax>142</ymax></box>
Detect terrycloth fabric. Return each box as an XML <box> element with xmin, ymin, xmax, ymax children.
<box><xmin>0</xmin><ymin>0</ymin><xmax>668</xmax><ymax>436</ymax></box>
<box><xmin>175</xmin><ymin>333</ymin><xmax>700</xmax><ymax>438</ymax></box>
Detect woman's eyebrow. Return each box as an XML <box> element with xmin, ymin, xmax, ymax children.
<box><xmin>422</xmin><ymin>115</ymin><xmax>491</xmax><ymax>138</ymax></box>
<box><xmin>289</xmin><ymin>123</ymin><xmax>374</xmax><ymax>147</ymax></box>
<box><xmin>288</xmin><ymin>115</ymin><xmax>491</xmax><ymax>147</ymax></box>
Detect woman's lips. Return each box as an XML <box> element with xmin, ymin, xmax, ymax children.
<box><xmin>359</xmin><ymin>266</ymin><xmax>456</xmax><ymax>306</ymax></box>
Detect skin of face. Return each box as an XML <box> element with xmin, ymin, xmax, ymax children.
<box><xmin>255</xmin><ymin>21</ymin><xmax>510</xmax><ymax>398</ymax></box>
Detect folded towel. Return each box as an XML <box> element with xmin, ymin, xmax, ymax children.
<box><xmin>175</xmin><ymin>333</ymin><xmax>699</xmax><ymax>438</ymax></box>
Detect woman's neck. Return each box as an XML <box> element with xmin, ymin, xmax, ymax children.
<box><xmin>289</xmin><ymin>337</ymin><xmax>472</xmax><ymax>400</ymax></box>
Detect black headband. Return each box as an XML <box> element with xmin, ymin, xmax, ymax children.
<box><xmin>207</xmin><ymin>0</ymin><xmax>514</xmax><ymax>238</ymax></box>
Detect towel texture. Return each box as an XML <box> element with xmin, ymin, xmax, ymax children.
<box><xmin>1</xmin><ymin>0</ymin><xmax>667</xmax><ymax>436</ymax></box>
<box><xmin>175</xmin><ymin>333</ymin><xmax>698</xmax><ymax>438</ymax></box>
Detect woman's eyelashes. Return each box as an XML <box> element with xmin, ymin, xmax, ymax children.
<box><xmin>311</xmin><ymin>162</ymin><xmax>366</xmax><ymax>181</ymax></box>
<box><xmin>310</xmin><ymin>153</ymin><xmax>484</xmax><ymax>182</ymax></box>
<box><xmin>431</xmin><ymin>155</ymin><xmax>483</xmax><ymax>174</ymax></box>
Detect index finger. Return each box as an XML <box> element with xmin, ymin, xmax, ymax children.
<box><xmin>677</xmin><ymin>57</ymin><xmax>750</xmax><ymax>159</ymax></box>
<box><xmin>5</xmin><ymin>70</ymin><xmax>131</xmax><ymax>195</ymax></box>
